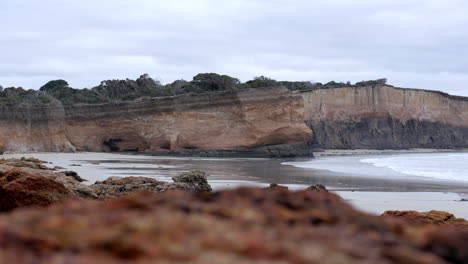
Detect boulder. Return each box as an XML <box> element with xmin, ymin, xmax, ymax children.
<box><xmin>0</xmin><ymin>169</ymin><xmax>74</xmax><ymax>212</ymax></box>
<box><xmin>266</xmin><ymin>183</ymin><xmax>289</xmax><ymax>190</ymax></box>
<box><xmin>91</xmin><ymin>170</ymin><xmax>212</xmax><ymax>198</ymax></box>
<box><xmin>306</xmin><ymin>184</ymin><xmax>328</xmax><ymax>192</ymax></box>
<box><xmin>63</xmin><ymin>171</ymin><xmax>88</xmax><ymax>182</ymax></box>
<box><xmin>169</xmin><ymin>170</ymin><xmax>212</xmax><ymax>192</ymax></box>
<box><xmin>91</xmin><ymin>176</ymin><xmax>167</xmax><ymax>198</ymax></box>
<box><xmin>49</xmin><ymin>172</ymin><xmax>97</xmax><ymax>199</ymax></box>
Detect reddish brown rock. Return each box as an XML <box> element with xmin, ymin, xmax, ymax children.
<box><xmin>383</xmin><ymin>210</ymin><xmax>468</xmax><ymax>227</ymax></box>
<box><xmin>0</xmin><ymin>169</ymin><xmax>75</xmax><ymax>212</ymax></box>
<box><xmin>0</xmin><ymin>188</ymin><xmax>465</xmax><ymax>263</ymax></box>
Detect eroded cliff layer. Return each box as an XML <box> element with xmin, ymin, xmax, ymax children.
<box><xmin>301</xmin><ymin>85</ymin><xmax>468</xmax><ymax>149</ymax></box>
<box><xmin>0</xmin><ymin>103</ymin><xmax>74</xmax><ymax>152</ymax></box>
<box><xmin>0</xmin><ymin>88</ymin><xmax>312</xmax><ymax>154</ymax></box>
<box><xmin>2</xmin><ymin>84</ymin><xmax>468</xmax><ymax>153</ymax></box>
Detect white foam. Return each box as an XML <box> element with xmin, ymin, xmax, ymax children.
<box><xmin>283</xmin><ymin>152</ymin><xmax>468</xmax><ymax>183</ymax></box>
<box><xmin>360</xmin><ymin>153</ymin><xmax>468</xmax><ymax>182</ymax></box>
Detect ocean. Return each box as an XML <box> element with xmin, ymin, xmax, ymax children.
<box><xmin>284</xmin><ymin>152</ymin><xmax>468</xmax><ymax>183</ymax></box>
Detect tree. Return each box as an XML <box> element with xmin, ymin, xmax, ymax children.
<box><xmin>191</xmin><ymin>73</ymin><xmax>240</xmax><ymax>91</ymax></box>
<box><xmin>245</xmin><ymin>76</ymin><xmax>278</xmax><ymax>88</ymax></box>
<box><xmin>377</xmin><ymin>78</ymin><xmax>387</xmax><ymax>85</ymax></box>
<box><xmin>355</xmin><ymin>78</ymin><xmax>388</xmax><ymax>86</ymax></box>
<box><xmin>39</xmin><ymin>80</ymin><xmax>69</xmax><ymax>91</ymax></box>
<box><xmin>324</xmin><ymin>81</ymin><xmax>347</xmax><ymax>88</ymax></box>
<box><xmin>165</xmin><ymin>80</ymin><xmax>191</xmax><ymax>96</ymax></box>
<box><xmin>279</xmin><ymin>81</ymin><xmax>316</xmax><ymax>91</ymax></box>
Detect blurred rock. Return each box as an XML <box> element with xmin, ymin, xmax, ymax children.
<box><xmin>0</xmin><ymin>188</ymin><xmax>465</xmax><ymax>263</ymax></box>
<box><xmin>306</xmin><ymin>184</ymin><xmax>328</xmax><ymax>192</ymax></box>
<box><xmin>266</xmin><ymin>183</ymin><xmax>289</xmax><ymax>190</ymax></box>
<box><xmin>383</xmin><ymin>210</ymin><xmax>468</xmax><ymax>227</ymax></box>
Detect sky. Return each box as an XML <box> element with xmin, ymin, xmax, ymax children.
<box><xmin>1</xmin><ymin>0</ymin><xmax>468</xmax><ymax>96</ymax></box>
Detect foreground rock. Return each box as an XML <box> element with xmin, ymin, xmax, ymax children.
<box><xmin>0</xmin><ymin>160</ymin><xmax>212</xmax><ymax>208</ymax></box>
<box><xmin>0</xmin><ymin>169</ymin><xmax>74</xmax><ymax>212</ymax></box>
<box><xmin>0</xmin><ymin>188</ymin><xmax>465</xmax><ymax>263</ymax></box>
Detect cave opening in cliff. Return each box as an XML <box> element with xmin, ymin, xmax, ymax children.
<box><xmin>103</xmin><ymin>138</ymin><xmax>123</xmax><ymax>152</ymax></box>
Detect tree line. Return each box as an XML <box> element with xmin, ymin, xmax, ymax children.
<box><xmin>0</xmin><ymin>74</ymin><xmax>388</xmax><ymax>105</ymax></box>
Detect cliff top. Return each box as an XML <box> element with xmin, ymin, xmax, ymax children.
<box><xmin>2</xmin><ymin>74</ymin><xmax>467</xmax><ymax>106</ymax></box>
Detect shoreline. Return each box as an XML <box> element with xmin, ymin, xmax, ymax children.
<box><xmin>3</xmin><ymin>151</ymin><xmax>468</xmax><ymax>190</ymax></box>
<box><xmin>2</xmin><ymin>151</ymin><xmax>467</xmax><ymax>219</ymax></box>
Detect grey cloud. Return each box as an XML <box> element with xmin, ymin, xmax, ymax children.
<box><xmin>0</xmin><ymin>0</ymin><xmax>467</xmax><ymax>95</ymax></box>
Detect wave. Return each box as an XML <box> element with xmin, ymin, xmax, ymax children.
<box><xmin>360</xmin><ymin>153</ymin><xmax>468</xmax><ymax>182</ymax></box>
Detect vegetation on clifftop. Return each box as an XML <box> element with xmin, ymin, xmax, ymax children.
<box><xmin>0</xmin><ymin>74</ymin><xmax>389</xmax><ymax>106</ymax></box>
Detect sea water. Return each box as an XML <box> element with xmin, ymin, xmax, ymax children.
<box><xmin>361</xmin><ymin>153</ymin><xmax>468</xmax><ymax>182</ymax></box>
<box><xmin>285</xmin><ymin>152</ymin><xmax>468</xmax><ymax>183</ymax></box>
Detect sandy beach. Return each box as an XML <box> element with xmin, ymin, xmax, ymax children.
<box><xmin>3</xmin><ymin>152</ymin><xmax>468</xmax><ymax>218</ymax></box>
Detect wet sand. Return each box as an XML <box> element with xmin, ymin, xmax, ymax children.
<box><xmin>3</xmin><ymin>152</ymin><xmax>468</xmax><ymax>218</ymax></box>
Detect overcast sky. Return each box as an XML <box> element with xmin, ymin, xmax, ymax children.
<box><xmin>1</xmin><ymin>0</ymin><xmax>468</xmax><ymax>95</ymax></box>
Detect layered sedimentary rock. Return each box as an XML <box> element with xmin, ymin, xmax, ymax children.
<box><xmin>2</xmin><ymin>84</ymin><xmax>468</xmax><ymax>153</ymax></box>
<box><xmin>301</xmin><ymin>85</ymin><xmax>468</xmax><ymax>149</ymax></box>
<box><xmin>0</xmin><ymin>88</ymin><xmax>312</xmax><ymax>154</ymax></box>
<box><xmin>0</xmin><ymin>102</ymin><xmax>74</xmax><ymax>152</ymax></box>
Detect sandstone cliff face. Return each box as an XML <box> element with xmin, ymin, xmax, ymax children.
<box><xmin>3</xmin><ymin>84</ymin><xmax>468</xmax><ymax>153</ymax></box>
<box><xmin>0</xmin><ymin>88</ymin><xmax>312</xmax><ymax>153</ymax></box>
<box><xmin>301</xmin><ymin>85</ymin><xmax>468</xmax><ymax>149</ymax></box>
<box><xmin>0</xmin><ymin>103</ymin><xmax>75</xmax><ymax>153</ymax></box>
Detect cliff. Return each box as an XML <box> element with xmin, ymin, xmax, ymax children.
<box><xmin>0</xmin><ymin>102</ymin><xmax>74</xmax><ymax>152</ymax></box>
<box><xmin>301</xmin><ymin>85</ymin><xmax>468</xmax><ymax>149</ymax></box>
<box><xmin>2</xmin><ymin>83</ymin><xmax>468</xmax><ymax>154</ymax></box>
<box><xmin>0</xmin><ymin>87</ymin><xmax>312</xmax><ymax>155</ymax></box>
